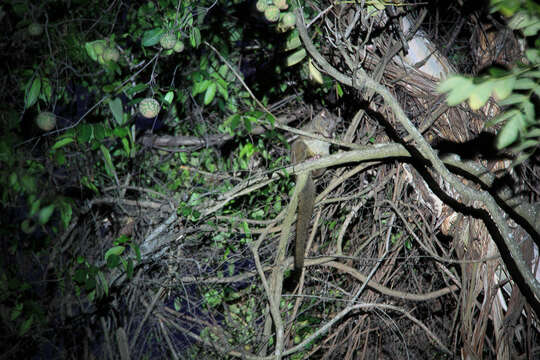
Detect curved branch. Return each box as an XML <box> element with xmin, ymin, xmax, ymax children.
<box><xmin>293</xmin><ymin>8</ymin><xmax>540</xmax><ymax>303</ymax></box>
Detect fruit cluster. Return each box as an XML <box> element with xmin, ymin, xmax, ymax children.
<box><xmin>160</xmin><ymin>32</ymin><xmax>185</xmax><ymax>53</ymax></box>
<box><xmin>87</xmin><ymin>40</ymin><xmax>120</xmax><ymax>65</ymax></box>
<box><xmin>255</xmin><ymin>0</ymin><xmax>296</xmax><ymax>32</ymax></box>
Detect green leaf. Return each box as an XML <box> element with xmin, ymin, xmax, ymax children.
<box><xmin>218</xmin><ymin>64</ymin><xmax>228</xmax><ymax>78</ymax></box>
<box><xmin>141</xmin><ymin>28</ymin><xmax>164</xmax><ymax>47</ymax></box>
<box><xmin>55</xmin><ymin>150</ymin><xmax>66</xmax><ymax>165</ymax></box>
<box><xmin>309</xmin><ymin>59</ymin><xmax>324</xmax><ymax>84</ymax></box>
<box><xmin>499</xmin><ymin>93</ymin><xmax>528</xmax><ymax>106</ymax></box>
<box><xmin>30</xmin><ymin>198</ymin><xmax>41</xmax><ymax>217</ymax></box>
<box><xmin>525</xmin><ymin>49</ymin><xmax>540</xmax><ymax>64</ymax></box>
<box><xmin>52</xmin><ymin>137</ymin><xmax>75</xmax><ymax>150</ymax></box>
<box><xmin>485</xmin><ymin>109</ymin><xmax>519</xmax><ymax>127</ymax></box>
<box><xmin>488</xmin><ymin>66</ymin><xmax>509</xmax><ymax>77</ymax></box>
<box><xmin>39</xmin><ymin>78</ymin><xmax>52</xmax><ymax>103</ymax></box>
<box><xmin>125</xmin><ymin>83</ymin><xmax>148</xmax><ymax>96</ymax></box>
<box><xmin>525</xmin><ymin>128</ymin><xmax>540</xmax><ymax>138</ymax></box>
<box><xmin>496</xmin><ymin>113</ymin><xmax>525</xmax><ymax>149</ymax></box>
<box><xmin>121</xmin><ymin>137</ymin><xmax>130</xmax><ymax>156</ymax></box>
<box><xmin>190</xmin><ymin>27</ymin><xmax>201</xmax><ymax>48</ymax></box>
<box><xmin>113</xmin><ymin>127</ymin><xmax>129</xmax><ymax>138</ymax></box>
<box><xmin>210</xmin><ymin>71</ymin><xmax>227</xmax><ymax>87</ymax></box>
<box><xmin>204</xmin><ymin>82</ymin><xmax>217</xmax><ymax>105</ymax></box>
<box><xmin>38</xmin><ymin>204</ymin><xmax>55</xmax><ymax>225</ymax></box>
<box><xmin>520</xmin><ymin>100</ymin><xmax>535</xmax><ymax>124</ymax></box>
<box><xmin>81</xmin><ymin>176</ymin><xmax>99</xmax><ymax>194</ymax></box>
<box><xmin>523</xmin><ymin>22</ymin><xmax>540</xmax><ymax>37</ymax></box>
<box><xmin>336</xmin><ymin>83</ymin><xmax>343</xmax><ymax>98</ymax></box>
<box><xmin>446</xmin><ymin>80</ymin><xmax>475</xmax><ymax>106</ymax></box>
<box><xmin>21</xmin><ymin>219</ymin><xmax>35</xmax><ymax>234</ymax></box>
<box><xmin>164</xmin><ymin>91</ymin><xmax>174</xmax><ymax>104</ymax></box>
<box><xmin>216</xmin><ymin>82</ymin><xmax>228</xmax><ymax>100</ymax></box>
<box><xmin>77</xmin><ymin>124</ymin><xmax>94</xmax><ymax>143</ymax></box>
<box><xmin>437</xmin><ymin>76</ymin><xmax>470</xmax><ymax>93</ymax></box>
<box><xmin>507</xmin><ymin>11</ymin><xmax>531</xmax><ymax>30</ymax></box>
<box><xmin>239</xmin><ymin>143</ymin><xmax>255</xmax><ymax>158</ymax></box>
<box><xmin>100</xmin><ymin>145</ymin><xmax>116</xmax><ymax>177</ymax></box>
<box><xmin>490</xmin><ymin>0</ymin><xmax>520</xmax><ymax>17</ymax></box>
<box><xmin>19</xmin><ymin>315</ymin><xmax>33</xmax><ymax>336</ymax></box>
<box><xmin>534</xmin><ymin>85</ymin><xmax>540</xmax><ymax>98</ymax></box>
<box><xmin>105</xmin><ymin>246</ymin><xmax>125</xmax><ymax>262</ymax></box>
<box><xmin>192</xmin><ymin>80</ymin><xmax>210</xmax><ymax>96</ymax></box>
<box><xmin>514</xmin><ymin>78</ymin><xmax>537</xmax><ymax>90</ymax></box>
<box><xmin>284</xmin><ymin>31</ymin><xmax>302</xmax><ymax>51</ymax></box>
<box><xmin>285</xmin><ymin>49</ymin><xmax>306</xmax><ymax>67</ymax></box>
<box><xmin>21</xmin><ymin>175</ymin><xmax>36</xmax><ymax>193</ymax></box>
<box><xmin>438</xmin><ymin>76</ymin><xmax>475</xmax><ymax>106</ymax></box>
<box><xmin>493</xmin><ymin>77</ymin><xmax>515</xmax><ymax>100</ymax></box>
<box><xmin>94</xmin><ymin>124</ymin><xmax>109</xmax><ymax>141</ymax></box>
<box><xmin>511</xmin><ymin>139</ymin><xmax>537</xmax><ymax>152</ymax></box>
<box><xmin>85</xmin><ymin>42</ymin><xmax>97</xmax><ymax>61</ymax></box>
<box><xmin>468</xmin><ymin>81</ymin><xmax>495</xmax><ymax>110</ymax></box>
<box><xmin>25</xmin><ymin>77</ymin><xmax>41</xmax><ymax>109</ymax></box>
<box><xmin>108</xmin><ymin>98</ymin><xmax>124</xmax><ymax>126</ymax></box>
<box><xmin>59</xmin><ymin>201</ymin><xmax>72</xmax><ymax>228</ymax></box>
<box><xmin>371</xmin><ymin>0</ymin><xmax>386</xmax><ymax>10</ymax></box>
<box><xmin>527</xmin><ymin>71</ymin><xmax>540</xmax><ymax>78</ymax></box>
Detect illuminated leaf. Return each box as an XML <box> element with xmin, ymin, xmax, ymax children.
<box><xmin>438</xmin><ymin>76</ymin><xmax>470</xmax><ymax>93</ymax></box>
<box><xmin>164</xmin><ymin>91</ymin><xmax>174</xmax><ymax>104</ymax></box>
<box><xmin>38</xmin><ymin>204</ymin><xmax>55</xmax><ymax>225</ymax></box>
<box><xmin>493</xmin><ymin>77</ymin><xmax>515</xmax><ymax>100</ymax></box>
<box><xmin>308</xmin><ymin>59</ymin><xmax>323</xmax><ymax>84</ymax></box>
<box><xmin>285</xmin><ymin>49</ymin><xmax>306</xmax><ymax>67</ymax></box>
<box><xmin>25</xmin><ymin>77</ymin><xmax>41</xmax><ymax>109</ymax></box>
<box><xmin>141</xmin><ymin>28</ymin><xmax>163</xmax><ymax>47</ymax></box>
<box><xmin>105</xmin><ymin>246</ymin><xmax>125</xmax><ymax>261</ymax></box>
<box><xmin>108</xmin><ymin>97</ymin><xmax>124</xmax><ymax>125</ymax></box>
<box><xmin>52</xmin><ymin>137</ymin><xmax>75</xmax><ymax>150</ymax></box>
<box><xmin>496</xmin><ymin>113</ymin><xmax>524</xmax><ymax>149</ymax></box>
<box><xmin>190</xmin><ymin>27</ymin><xmax>201</xmax><ymax>48</ymax></box>
<box><xmin>468</xmin><ymin>81</ymin><xmax>495</xmax><ymax>110</ymax></box>
<box><xmin>100</xmin><ymin>145</ymin><xmax>115</xmax><ymax>177</ymax></box>
<box><xmin>204</xmin><ymin>82</ymin><xmax>217</xmax><ymax>105</ymax></box>
<box><xmin>446</xmin><ymin>80</ymin><xmax>474</xmax><ymax>106</ymax></box>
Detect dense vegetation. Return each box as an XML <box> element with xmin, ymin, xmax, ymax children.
<box><xmin>1</xmin><ymin>0</ymin><xmax>539</xmax><ymax>359</ymax></box>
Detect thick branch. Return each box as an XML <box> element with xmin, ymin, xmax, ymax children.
<box><xmin>294</xmin><ymin>8</ymin><xmax>540</xmax><ymax>302</ymax></box>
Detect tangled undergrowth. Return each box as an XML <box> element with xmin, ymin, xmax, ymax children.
<box><xmin>1</xmin><ymin>1</ymin><xmax>540</xmax><ymax>359</ymax></box>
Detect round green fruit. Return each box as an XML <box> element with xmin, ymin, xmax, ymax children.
<box><xmin>173</xmin><ymin>40</ymin><xmax>185</xmax><ymax>53</ymax></box>
<box><xmin>273</xmin><ymin>0</ymin><xmax>288</xmax><ymax>10</ymax></box>
<box><xmin>36</xmin><ymin>112</ymin><xmax>56</xmax><ymax>131</ymax></box>
<box><xmin>28</xmin><ymin>22</ymin><xmax>43</xmax><ymax>36</ymax></box>
<box><xmin>139</xmin><ymin>98</ymin><xmax>160</xmax><ymax>119</ymax></box>
<box><xmin>103</xmin><ymin>48</ymin><xmax>120</xmax><ymax>62</ymax></box>
<box><xmin>160</xmin><ymin>32</ymin><xmax>177</xmax><ymax>50</ymax></box>
<box><xmin>281</xmin><ymin>12</ymin><xmax>295</xmax><ymax>28</ymax></box>
<box><xmin>255</xmin><ymin>0</ymin><xmax>268</xmax><ymax>12</ymax></box>
<box><xmin>264</xmin><ymin>5</ymin><xmax>280</xmax><ymax>22</ymax></box>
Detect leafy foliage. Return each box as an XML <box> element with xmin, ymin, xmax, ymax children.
<box><xmin>439</xmin><ymin>1</ymin><xmax>540</xmax><ymax>165</ymax></box>
<box><xmin>2</xmin><ymin>0</ymin><xmax>537</xmax><ymax>357</ymax></box>
<box><xmin>0</xmin><ymin>0</ymin><xmax>318</xmax><ymax>355</ymax></box>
